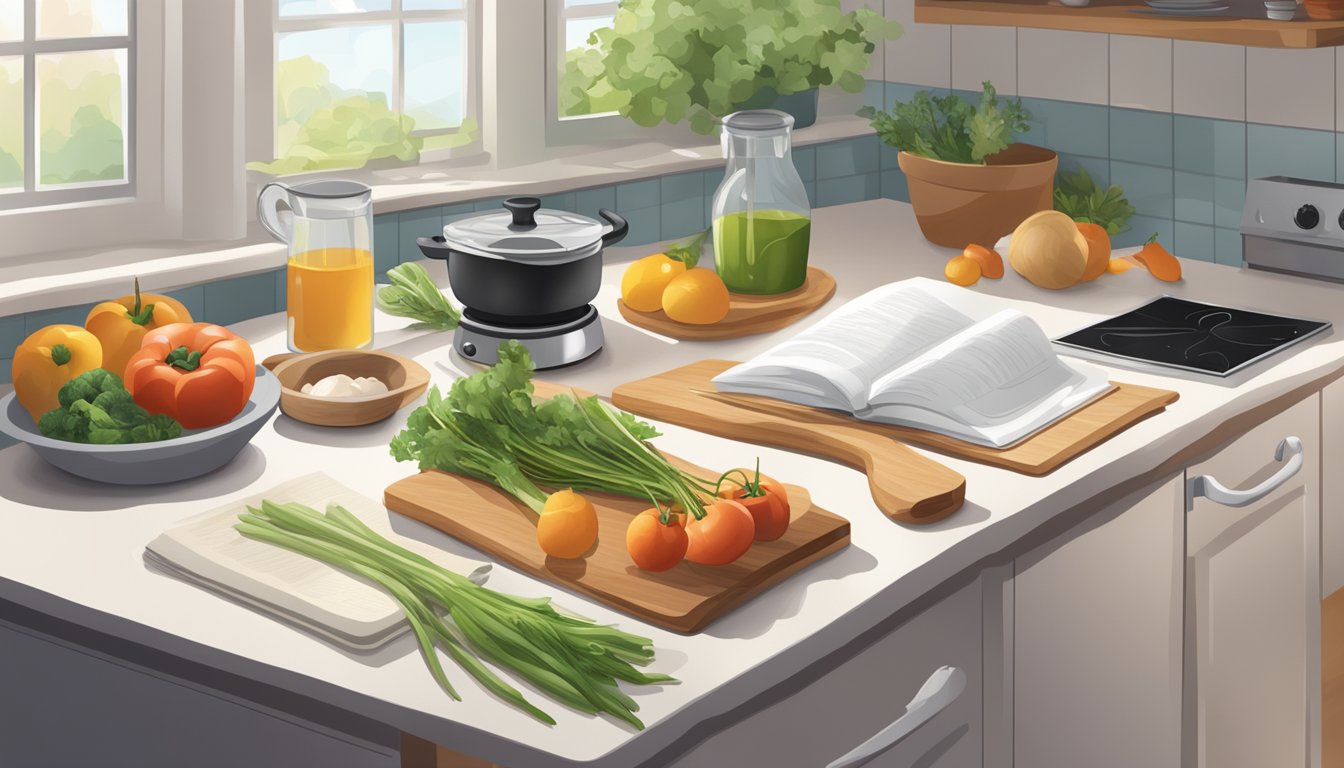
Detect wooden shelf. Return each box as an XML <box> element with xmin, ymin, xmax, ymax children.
<box><xmin>914</xmin><ymin>0</ymin><xmax>1344</xmax><ymax>48</ymax></box>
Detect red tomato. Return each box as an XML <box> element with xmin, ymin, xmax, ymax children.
<box><xmin>733</xmin><ymin>487</ymin><xmax>791</xmax><ymax>542</ymax></box>
<box><xmin>684</xmin><ymin>499</ymin><xmax>755</xmax><ymax>566</ymax></box>
<box><xmin>626</xmin><ymin>508</ymin><xmax>688</xmax><ymax>572</ymax></box>
<box><xmin>124</xmin><ymin>322</ymin><xmax>256</xmax><ymax>429</ymax></box>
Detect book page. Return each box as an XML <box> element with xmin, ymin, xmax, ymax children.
<box><xmin>712</xmin><ymin>283</ymin><xmax>976</xmax><ymax>411</ymax></box>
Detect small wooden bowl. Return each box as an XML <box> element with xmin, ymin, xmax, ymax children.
<box><xmin>263</xmin><ymin>350</ymin><xmax>430</xmax><ymax>427</ymax></box>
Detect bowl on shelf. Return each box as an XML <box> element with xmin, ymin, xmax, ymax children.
<box><xmin>1265</xmin><ymin>0</ymin><xmax>1299</xmax><ymax>18</ymax></box>
<box><xmin>263</xmin><ymin>350</ymin><xmax>430</xmax><ymax>428</ymax></box>
<box><xmin>0</xmin><ymin>366</ymin><xmax>281</xmax><ymax>485</ymax></box>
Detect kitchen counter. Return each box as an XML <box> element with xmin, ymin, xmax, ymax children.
<box><xmin>2</xmin><ymin>199</ymin><xmax>1343</xmax><ymax>767</ymax></box>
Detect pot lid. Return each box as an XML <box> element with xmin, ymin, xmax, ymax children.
<box><xmin>442</xmin><ymin>197</ymin><xmax>607</xmax><ymax>261</ymax></box>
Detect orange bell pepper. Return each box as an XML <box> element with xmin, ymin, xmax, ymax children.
<box><xmin>124</xmin><ymin>323</ymin><xmax>256</xmax><ymax>429</ymax></box>
<box><xmin>85</xmin><ymin>278</ymin><xmax>193</xmax><ymax>380</ymax></box>
<box><xmin>11</xmin><ymin>324</ymin><xmax>104</xmax><ymax>421</ymax></box>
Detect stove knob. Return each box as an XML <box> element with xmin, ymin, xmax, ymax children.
<box><xmin>461</xmin><ymin>342</ymin><xmax>476</xmax><ymax>357</ymax></box>
<box><xmin>1295</xmin><ymin>204</ymin><xmax>1320</xmax><ymax>230</ymax></box>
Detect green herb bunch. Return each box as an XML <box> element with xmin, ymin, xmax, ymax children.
<box><xmin>376</xmin><ymin>263</ymin><xmax>462</xmax><ymax>331</ymax></box>
<box><xmin>1053</xmin><ymin>166</ymin><xmax>1137</xmax><ymax>236</ymax></box>
<box><xmin>560</xmin><ymin>0</ymin><xmax>901</xmax><ymax>134</ymax></box>
<box><xmin>38</xmin><ymin>368</ymin><xmax>182</xmax><ymax>444</ymax></box>
<box><xmin>860</xmin><ymin>81</ymin><xmax>1031</xmax><ymax>164</ymax></box>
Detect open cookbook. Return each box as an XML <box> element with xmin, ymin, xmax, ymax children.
<box><xmin>712</xmin><ymin>282</ymin><xmax>1113</xmax><ymax>448</ymax></box>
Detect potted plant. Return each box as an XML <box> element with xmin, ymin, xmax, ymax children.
<box><xmin>861</xmin><ymin>82</ymin><xmax>1055</xmax><ymax>248</ymax></box>
<box><xmin>560</xmin><ymin>0</ymin><xmax>901</xmax><ymax>135</ymax></box>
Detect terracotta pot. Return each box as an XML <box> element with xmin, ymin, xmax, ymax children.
<box><xmin>898</xmin><ymin>143</ymin><xmax>1058</xmax><ymax>248</ymax></box>
<box><xmin>1305</xmin><ymin>0</ymin><xmax>1344</xmax><ymax>19</ymax></box>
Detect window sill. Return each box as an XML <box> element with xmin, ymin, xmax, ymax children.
<box><xmin>0</xmin><ymin>115</ymin><xmax>875</xmax><ymax>317</ymax></box>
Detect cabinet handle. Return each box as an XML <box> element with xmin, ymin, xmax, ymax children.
<box><xmin>1186</xmin><ymin>436</ymin><xmax>1304</xmax><ymax>509</ymax></box>
<box><xmin>825</xmin><ymin>665</ymin><xmax>967</xmax><ymax>768</ymax></box>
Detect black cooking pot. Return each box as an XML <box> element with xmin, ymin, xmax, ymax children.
<box><xmin>416</xmin><ymin>196</ymin><xmax>628</xmax><ymax>319</ymax></box>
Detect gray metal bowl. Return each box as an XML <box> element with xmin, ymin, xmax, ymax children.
<box><xmin>0</xmin><ymin>366</ymin><xmax>281</xmax><ymax>485</ymax></box>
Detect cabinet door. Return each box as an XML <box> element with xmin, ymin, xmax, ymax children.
<box><xmin>1185</xmin><ymin>393</ymin><xmax>1321</xmax><ymax>768</ymax></box>
<box><xmin>1321</xmin><ymin>377</ymin><xmax>1344</xmax><ymax>597</ymax></box>
<box><xmin>1013</xmin><ymin>474</ymin><xmax>1185</xmax><ymax>768</ymax></box>
<box><xmin>665</xmin><ymin>572</ymin><xmax>988</xmax><ymax>768</ymax></box>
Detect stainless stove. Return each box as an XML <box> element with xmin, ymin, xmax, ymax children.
<box><xmin>1242</xmin><ymin>176</ymin><xmax>1344</xmax><ymax>281</ymax></box>
<box><xmin>453</xmin><ymin>305</ymin><xmax>604</xmax><ymax>369</ymax></box>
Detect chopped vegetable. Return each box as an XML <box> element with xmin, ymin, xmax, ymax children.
<box><xmin>237</xmin><ymin>500</ymin><xmax>675</xmax><ymax>728</ymax></box>
<box><xmin>626</xmin><ymin>494</ymin><xmax>689</xmax><ymax>572</ymax></box>
<box><xmin>12</xmin><ymin>324</ymin><xmax>104</xmax><ymax>422</ymax></box>
<box><xmin>1053</xmin><ymin>166</ymin><xmax>1136</xmax><ymax>236</ymax></box>
<box><xmin>715</xmin><ymin>462</ymin><xmax>791</xmax><ymax>542</ymax></box>
<box><xmin>125</xmin><ymin>323</ymin><xmax>256</xmax><ymax>429</ymax></box>
<box><xmin>1132</xmin><ymin>234</ymin><xmax>1183</xmax><ymax>282</ymax></box>
<box><xmin>683</xmin><ymin>498</ymin><xmax>755</xmax><ymax>565</ymax></box>
<box><xmin>536</xmin><ymin>489</ymin><xmax>599</xmax><ymax>559</ymax></box>
<box><xmin>376</xmin><ymin>263</ymin><xmax>462</xmax><ymax>331</ymax></box>
<box><xmin>962</xmin><ymin>244</ymin><xmax>1004</xmax><ymax>280</ymax></box>
<box><xmin>1075</xmin><ymin>222</ymin><xmax>1112</xmax><ymax>282</ymax></box>
<box><xmin>860</xmin><ymin>81</ymin><xmax>1031</xmax><ymax>165</ymax></box>
<box><xmin>390</xmin><ymin>341</ymin><xmax>709</xmax><ymax>518</ymax></box>
<box><xmin>37</xmin><ymin>368</ymin><xmax>182</xmax><ymax>444</ymax></box>
<box><xmin>85</xmin><ymin>278</ymin><xmax>193</xmax><ymax>380</ymax></box>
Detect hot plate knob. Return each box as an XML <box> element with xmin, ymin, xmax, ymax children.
<box><xmin>461</xmin><ymin>342</ymin><xmax>477</xmax><ymax>357</ymax></box>
<box><xmin>1295</xmin><ymin>204</ymin><xmax>1320</xmax><ymax>230</ymax></box>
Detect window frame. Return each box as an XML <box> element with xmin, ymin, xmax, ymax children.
<box><xmin>266</xmin><ymin>0</ymin><xmax>482</xmax><ymax>170</ymax></box>
<box><xmin>0</xmin><ymin>0</ymin><xmax>137</xmax><ymax>211</ymax></box>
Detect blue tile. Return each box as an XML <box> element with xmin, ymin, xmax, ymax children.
<box><xmin>1174</xmin><ymin>221</ymin><xmax>1215</xmax><ymax>263</ymax></box>
<box><xmin>616</xmin><ymin>179</ymin><xmax>660</xmax><ymax>210</ymax></box>
<box><xmin>1338</xmin><ymin>134</ymin><xmax>1344</xmax><ymax>183</ymax></box>
<box><xmin>374</xmin><ymin>214</ymin><xmax>400</xmax><ymax>279</ymax></box>
<box><xmin>1110</xmin><ymin>108</ymin><xmax>1172</xmax><ymax>167</ymax></box>
<box><xmin>880</xmin><ymin>168</ymin><xmax>909</xmax><ymax>202</ymax></box>
<box><xmin>539</xmin><ymin>192</ymin><xmax>575</xmax><ymax>212</ymax></box>
<box><xmin>1213</xmin><ymin>177</ymin><xmax>1245</xmax><ymax>229</ymax></box>
<box><xmin>793</xmin><ymin>146</ymin><xmax>816</xmax><ymax>181</ymax></box>
<box><xmin>165</xmin><ymin>284</ymin><xmax>205</xmax><ymax>321</ymax></box>
<box><xmin>202</xmin><ymin>272</ymin><xmax>276</xmax><ymax>326</ymax></box>
<box><xmin>1173</xmin><ymin>171</ymin><xmax>1214</xmax><ymax>225</ymax></box>
<box><xmin>575</xmin><ymin>185</ymin><xmax>616</xmax><ymax>213</ymax></box>
<box><xmin>275</xmin><ymin>268</ymin><xmax>287</xmax><ymax>311</ymax></box>
<box><xmin>472</xmin><ymin>196</ymin><xmax>507</xmax><ymax>212</ymax></box>
<box><xmin>878</xmin><ymin>140</ymin><xmax>900</xmax><ymax>171</ymax></box>
<box><xmin>815</xmin><ymin>173</ymin><xmax>881</xmax><ymax>207</ymax></box>
<box><xmin>1110</xmin><ymin>161</ymin><xmax>1173</xmax><ymax>218</ymax></box>
<box><xmin>661</xmin><ymin>198</ymin><xmax>705</xmax><ymax>240</ymax></box>
<box><xmin>1057</xmin><ymin>154</ymin><xmax>1110</xmax><ymax>190</ymax></box>
<box><xmin>0</xmin><ymin>314</ymin><xmax>26</xmax><ymax>353</ymax></box>
<box><xmin>660</xmin><ymin>171</ymin><xmax>702</xmax><ymax>203</ymax></box>
<box><xmin>804</xmin><ymin>180</ymin><xmax>817</xmax><ymax>208</ymax></box>
<box><xmin>1174</xmin><ymin>116</ymin><xmax>1246</xmax><ymax>178</ymax></box>
<box><xmin>0</xmin><ymin>358</ymin><xmax>10</xmax><ymax>387</ymax></box>
<box><xmin>398</xmin><ymin>207</ymin><xmax>444</xmax><ymax>264</ymax></box>
<box><xmin>886</xmin><ymin>82</ymin><xmax>949</xmax><ymax>108</ymax></box>
<box><xmin>1215</xmin><ymin>227</ymin><xmax>1244</xmax><ymax>267</ymax></box>
<box><xmin>816</xmin><ymin>136</ymin><xmax>880</xmax><ymax>179</ymax></box>
<box><xmin>1115</xmin><ymin>215</ymin><xmax>1174</xmax><ymax>249</ymax></box>
<box><xmin>441</xmin><ymin>202</ymin><xmax>475</xmax><ymax>221</ymax></box>
<box><xmin>619</xmin><ymin>206</ymin><xmax>661</xmax><ymax>247</ymax></box>
<box><xmin>862</xmin><ymin>79</ymin><xmax>886</xmax><ymax>111</ymax></box>
<box><xmin>1033</xmin><ymin>99</ymin><xmax>1109</xmax><ymax>158</ymax></box>
<box><xmin>703</xmin><ymin>169</ymin><xmax>724</xmax><ymax>198</ymax></box>
<box><xmin>1246</xmin><ymin>124</ymin><xmax>1335</xmax><ymax>182</ymax></box>
<box><xmin>1016</xmin><ymin>97</ymin><xmax>1048</xmax><ymax>148</ymax></box>
<box><xmin>25</xmin><ymin>304</ymin><xmax>96</xmax><ymax>335</ymax></box>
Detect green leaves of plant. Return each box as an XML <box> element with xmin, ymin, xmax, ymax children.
<box><xmin>1054</xmin><ymin>166</ymin><xmax>1137</xmax><ymax>236</ymax></box>
<box><xmin>376</xmin><ymin>263</ymin><xmax>462</xmax><ymax>331</ymax></box>
<box><xmin>863</xmin><ymin>81</ymin><xmax>1030</xmax><ymax>164</ymax></box>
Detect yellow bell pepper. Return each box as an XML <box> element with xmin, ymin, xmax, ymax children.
<box><xmin>84</xmin><ymin>278</ymin><xmax>192</xmax><ymax>379</ymax></box>
<box><xmin>12</xmin><ymin>324</ymin><xmax>104</xmax><ymax>422</ymax></box>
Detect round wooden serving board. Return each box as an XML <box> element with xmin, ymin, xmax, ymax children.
<box><xmin>617</xmin><ymin>266</ymin><xmax>837</xmax><ymax>340</ymax></box>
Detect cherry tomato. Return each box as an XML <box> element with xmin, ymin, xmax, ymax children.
<box><xmin>626</xmin><ymin>508</ymin><xmax>689</xmax><ymax>572</ymax></box>
<box><xmin>733</xmin><ymin>488</ymin><xmax>791</xmax><ymax>541</ymax></box>
<box><xmin>684</xmin><ymin>499</ymin><xmax>755</xmax><ymax>566</ymax></box>
<box><xmin>537</xmin><ymin>489</ymin><xmax>598</xmax><ymax>559</ymax></box>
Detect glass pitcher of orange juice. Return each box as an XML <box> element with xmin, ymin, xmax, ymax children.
<box><xmin>257</xmin><ymin>180</ymin><xmax>374</xmax><ymax>352</ymax></box>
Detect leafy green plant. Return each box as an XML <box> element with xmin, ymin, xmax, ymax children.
<box><xmin>1054</xmin><ymin>166</ymin><xmax>1137</xmax><ymax>235</ymax></box>
<box><xmin>376</xmin><ymin>263</ymin><xmax>461</xmax><ymax>331</ymax></box>
<box><xmin>38</xmin><ymin>368</ymin><xmax>182</xmax><ymax>444</ymax></box>
<box><xmin>560</xmin><ymin>0</ymin><xmax>901</xmax><ymax>134</ymax></box>
<box><xmin>860</xmin><ymin>81</ymin><xmax>1030</xmax><ymax>164</ymax></box>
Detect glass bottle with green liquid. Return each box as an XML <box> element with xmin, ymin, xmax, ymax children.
<box><xmin>711</xmin><ymin>110</ymin><xmax>812</xmax><ymax>295</ymax></box>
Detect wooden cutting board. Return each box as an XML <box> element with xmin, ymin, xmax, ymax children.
<box><xmin>611</xmin><ymin>359</ymin><xmax>1180</xmax><ymax>484</ymax></box>
<box><xmin>617</xmin><ymin>266</ymin><xmax>837</xmax><ymax>340</ymax></box>
<box><xmin>384</xmin><ymin>468</ymin><xmax>850</xmax><ymax>634</ymax></box>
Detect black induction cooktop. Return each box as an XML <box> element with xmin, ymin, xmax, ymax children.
<box><xmin>1054</xmin><ymin>296</ymin><xmax>1331</xmax><ymax>377</ymax></box>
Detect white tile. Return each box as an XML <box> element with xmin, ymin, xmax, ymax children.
<box><xmin>1017</xmin><ymin>29</ymin><xmax>1108</xmax><ymax>105</ymax></box>
<box><xmin>1109</xmin><ymin>35</ymin><xmax>1171</xmax><ymax>112</ymax></box>
<box><xmin>884</xmin><ymin>0</ymin><xmax>950</xmax><ymax>88</ymax></box>
<box><xmin>1173</xmin><ymin>41</ymin><xmax>1245</xmax><ymax>120</ymax></box>
<box><xmin>1246</xmin><ymin>47</ymin><xmax>1334</xmax><ymax>130</ymax></box>
<box><xmin>952</xmin><ymin>25</ymin><xmax>1017</xmax><ymax>95</ymax></box>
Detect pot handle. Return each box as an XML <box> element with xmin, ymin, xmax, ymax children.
<box><xmin>416</xmin><ymin>235</ymin><xmax>452</xmax><ymax>261</ymax></box>
<box><xmin>599</xmin><ymin>208</ymin><xmax>629</xmax><ymax>247</ymax></box>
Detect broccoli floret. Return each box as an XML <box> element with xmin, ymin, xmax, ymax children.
<box><xmin>57</xmin><ymin>368</ymin><xmax>126</xmax><ymax>408</ymax></box>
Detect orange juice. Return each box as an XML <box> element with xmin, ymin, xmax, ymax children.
<box><xmin>287</xmin><ymin>248</ymin><xmax>374</xmax><ymax>351</ymax></box>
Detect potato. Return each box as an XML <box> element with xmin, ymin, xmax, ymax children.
<box><xmin>1008</xmin><ymin>210</ymin><xmax>1089</xmax><ymax>290</ymax></box>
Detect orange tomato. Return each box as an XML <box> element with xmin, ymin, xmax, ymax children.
<box><xmin>661</xmin><ymin>268</ymin><xmax>730</xmax><ymax>325</ymax></box>
<box><xmin>537</xmin><ymin>489</ymin><xmax>599</xmax><ymax>559</ymax></box>
<box><xmin>962</xmin><ymin>244</ymin><xmax>1004</xmax><ymax>279</ymax></box>
<box><xmin>715</xmin><ymin>465</ymin><xmax>790</xmax><ymax>541</ymax></box>
<box><xmin>626</xmin><ymin>508</ymin><xmax>689</xmax><ymax>572</ymax></box>
<box><xmin>683</xmin><ymin>499</ymin><xmax>755</xmax><ymax>565</ymax></box>
<box><xmin>943</xmin><ymin>255</ymin><xmax>981</xmax><ymax>287</ymax></box>
<box><xmin>124</xmin><ymin>322</ymin><xmax>256</xmax><ymax>429</ymax></box>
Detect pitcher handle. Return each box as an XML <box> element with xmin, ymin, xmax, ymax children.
<box><xmin>257</xmin><ymin>181</ymin><xmax>294</xmax><ymax>243</ymax></box>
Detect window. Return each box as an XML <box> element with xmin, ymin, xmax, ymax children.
<box><xmin>555</xmin><ymin>0</ymin><xmax>616</xmax><ymax>120</ymax></box>
<box><xmin>255</xmin><ymin>0</ymin><xmax>479</xmax><ymax>175</ymax></box>
<box><xmin>0</xmin><ymin>0</ymin><xmax>134</xmax><ymax>210</ymax></box>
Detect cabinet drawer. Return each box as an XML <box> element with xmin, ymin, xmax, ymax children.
<box><xmin>666</xmin><ymin>574</ymin><xmax>984</xmax><ymax>768</ymax></box>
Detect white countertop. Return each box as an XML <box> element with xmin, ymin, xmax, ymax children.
<box><xmin>3</xmin><ymin>199</ymin><xmax>1344</xmax><ymax>767</ymax></box>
